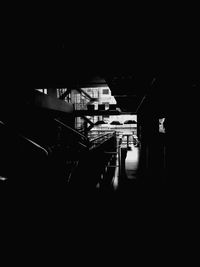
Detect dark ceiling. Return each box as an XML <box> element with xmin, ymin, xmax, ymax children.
<box><xmin>7</xmin><ymin>15</ymin><xmax>199</xmax><ymax>114</ymax></box>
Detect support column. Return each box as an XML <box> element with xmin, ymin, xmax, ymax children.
<box><xmin>138</xmin><ymin>103</ymin><xmax>161</xmax><ymax>185</ymax></box>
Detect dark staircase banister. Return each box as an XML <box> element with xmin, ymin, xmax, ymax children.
<box><xmin>0</xmin><ymin>121</ymin><xmax>49</xmax><ymax>155</ymax></box>
<box><xmin>88</xmin><ymin>132</ymin><xmax>115</xmax><ymax>150</ymax></box>
<box><xmin>54</xmin><ymin>118</ymin><xmax>89</xmax><ymax>144</ymax></box>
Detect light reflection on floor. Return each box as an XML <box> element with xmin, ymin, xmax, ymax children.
<box><xmin>112</xmin><ymin>144</ymin><xmax>139</xmax><ymax>190</ymax></box>
<box><xmin>125</xmin><ymin>144</ymin><xmax>139</xmax><ymax>179</ymax></box>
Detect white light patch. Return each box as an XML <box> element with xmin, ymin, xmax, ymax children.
<box><xmin>159</xmin><ymin>118</ymin><xmax>166</xmax><ymax>133</ymax></box>
<box><xmin>0</xmin><ymin>176</ymin><xmax>8</xmax><ymax>181</ymax></box>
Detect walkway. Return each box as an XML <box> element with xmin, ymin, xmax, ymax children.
<box><xmin>125</xmin><ymin>144</ymin><xmax>139</xmax><ymax>180</ymax></box>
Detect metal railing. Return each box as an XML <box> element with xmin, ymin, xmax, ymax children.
<box><xmin>54</xmin><ymin>118</ymin><xmax>89</xmax><ymax>148</ymax></box>
<box><xmin>0</xmin><ymin>120</ymin><xmax>49</xmax><ymax>156</ymax></box>
<box><xmin>88</xmin><ymin>132</ymin><xmax>115</xmax><ymax>150</ymax></box>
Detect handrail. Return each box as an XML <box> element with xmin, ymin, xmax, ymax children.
<box><xmin>21</xmin><ymin>136</ymin><xmax>49</xmax><ymax>155</ymax></box>
<box><xmin>1</xmin><ymin>120</ymin><xmax>115</xmax><ymax>152</ymax></box>
<box><xmin>77</xmin><ymin>141</ymin><xmax>88</xmax><ymax>148</ymax></box>
<box><xmin>0</xmin><ymin>120</ymin><xmax>49</xmax><ymax>155</ymax></box>
<box><xmin>54</xmin><ymin>119</ymin><xmax>88</xmax><ymax>142</ymax></box>
<box><xmin>88</xmin><ymin>132</ymin><xmax>115</xmax><ymax>150</ymax></box>
<box><xmin>89</xmin><ymin>133</ymin><xmax>113</xmax><ymax>143</ymax></box>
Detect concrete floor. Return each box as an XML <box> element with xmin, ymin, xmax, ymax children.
<box><xmin>111</xmin><ymin>144</ymin><xmax>140</xmax><ymax>193</ymax></box>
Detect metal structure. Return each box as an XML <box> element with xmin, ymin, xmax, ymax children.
<box><xmin>0</xmin><ymin>23</ymin><xmax>199</xmax><ymax>194</ymax></box>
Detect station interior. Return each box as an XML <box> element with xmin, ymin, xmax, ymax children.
<box><xmin>0</xmin><ymin>17</ymin><xmax>199</xmax><ymax>218</ymax></box>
